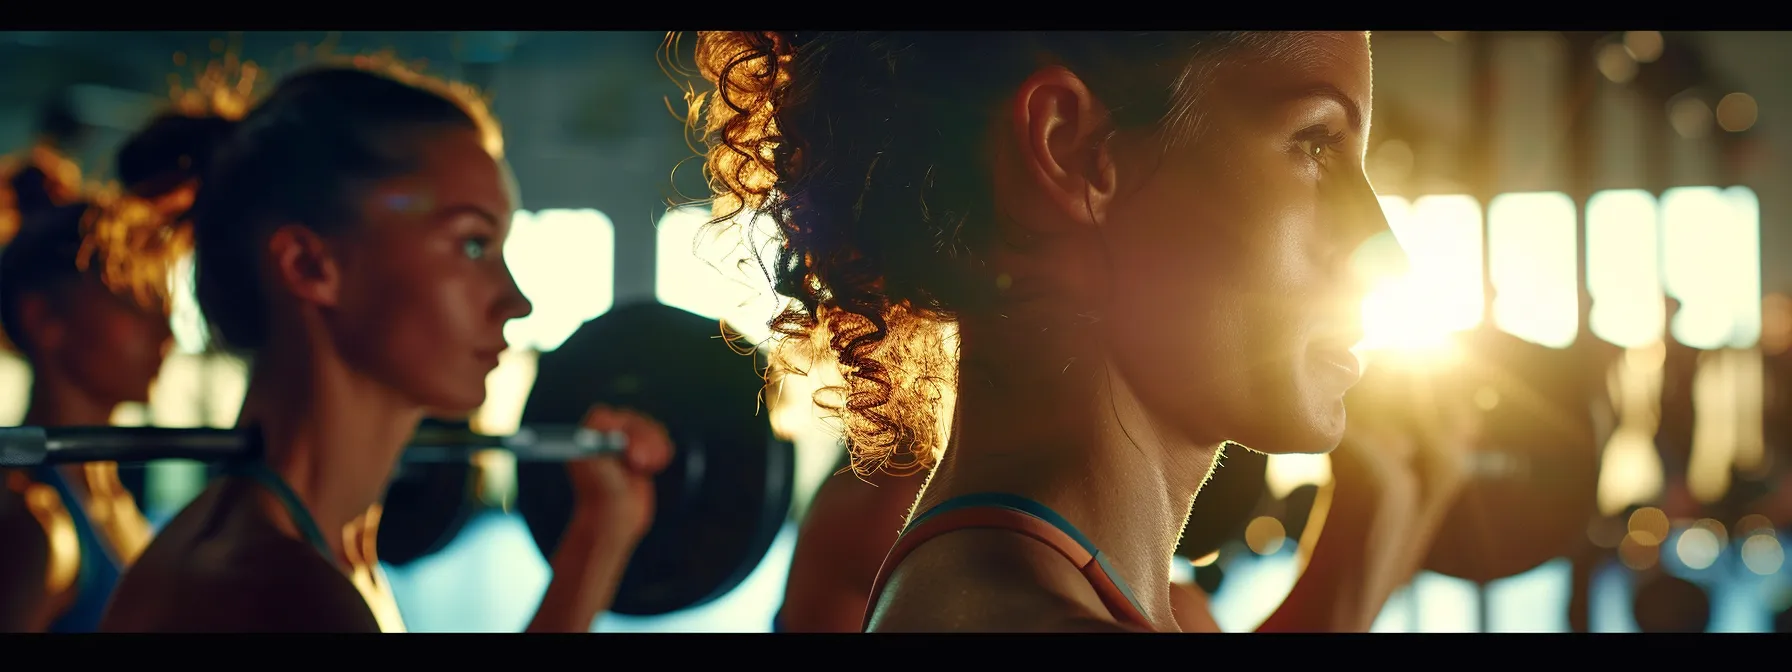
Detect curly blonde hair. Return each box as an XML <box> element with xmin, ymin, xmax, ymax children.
<box><xmin>677</xmin><ymin>32</ymin><xmax>972</xmax><ymax>477</ymax></box>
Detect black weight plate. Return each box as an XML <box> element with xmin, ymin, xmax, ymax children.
<box><xmin>1421</xmin><ymin>331</ymin><xmax>1602</xmax><ymax>583</ymax></box>
<box><xmin>1176</xmin><ymin>444</ymin><xmax>1270</xmax><ymax>560</ymax></box>
<box><xmin>377</xmin><ymin>418</ymin><xmax>481</xmax><ymax>567</ymax></box>
<box><xmin>515</xmin><ymin>301</ymin><xmax>796</xmax><ymax>617</ymax></box>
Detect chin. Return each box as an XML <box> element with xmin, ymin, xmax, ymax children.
<box><xmin>419</xmin><ymin>387</ymin><xmax>487</xmax><ymax>417</ymax></box>
<box><xmin>1232</xmin><ymin>396</ymin><xmax>1348</xmax><ymax>455</ymax></box>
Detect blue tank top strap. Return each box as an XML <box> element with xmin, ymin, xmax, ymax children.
<box><xmin>224</xmin><ymin>429</ymin><xmax>335</xmax><ymax>563</ymax></box>
<box><xmin>30</xmin><ymin>465</ymin><xmax>122</xmax><ymax>633</ymax></box>
<box><xmin>904</xmin><ymin>492</ymin><xmax>1148</xmax><ymax>619</ymax></box>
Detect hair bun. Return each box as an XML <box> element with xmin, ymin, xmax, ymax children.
<box><xmin>0</xmin><ymin>143</ymin><xmax>85</xmax><ymax>247</ymax></box>
<box><xmin>114</xmin><ymin>113</ymin><xmax>238</xmax><ymax>200</ymax></box>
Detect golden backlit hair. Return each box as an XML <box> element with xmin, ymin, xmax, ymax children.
<box><xmin>0</xmin><ymin>142</ymin><xmax>85</xmax><ymax>246</ymax></box>
<box><xmin>678</xmin><ymin>32</ymin><xmax>957</xmax><ymax>478</ymax></box>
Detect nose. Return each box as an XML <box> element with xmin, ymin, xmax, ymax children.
<box><xmin>1334</xmin><ymin>172</ymin><xmax>1398</xmax><ymax>303</ymax></box>
<box><xmin>497</xmin><ymin>258</ymin><xmax>534</xmax><ymax>322</ymax></box>
<box><xmin>1338</xmin><ymin>170</ymin><xmax>1393</xmax><ymax>252</ymax></box>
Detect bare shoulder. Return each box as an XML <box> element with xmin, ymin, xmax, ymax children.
<box><xmin>780</xmin><ymin>468</ymin><xmax>926</xmax><ymax>631</ymax></box>
<box><xmin>0</xmin><ymin>475</ymin><xmax>51</xmax><ymax>631</ymax></box>
<box><xmin>866</xmin><ymin>528</ymin><xmax>1121</xmax><ymax>633</ymax></box>
<box><xmin>103</xmin><ymin>487</ymin><xmax>380</xmax><ymax>633</ymax></box>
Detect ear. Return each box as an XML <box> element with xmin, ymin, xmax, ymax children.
<box><xmin>265</xmin><ymin>224</ymin><xmax>343</xmax><ymax>310</ymax></box>
<box><xmin>1009</xmin><ymin>66</ymin><xmax>1119</xmax><ymax>234</ymax></box>
<box><xmin>14</xmin><ymin>293</ymin><xmax>63</xmax><ymax>354</ymax></box>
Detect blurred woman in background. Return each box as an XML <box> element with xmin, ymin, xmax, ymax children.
<box><xmin>98</xmin><ymin>61</ymin><xmax>671</xmax><ymax>632</ymax></box>
<box><xmin>0</xmin><ymin>121</ymin><xmax>171</xmax><ymax>632</ymax></box>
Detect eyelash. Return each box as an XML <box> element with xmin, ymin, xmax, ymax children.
<box><xmin>1296</xmin><ymin>128</ymin><xmax>1348</xmax><ymax>164</ymax></box>
<box><xmin>463</xmin><ymin>236</ymin><xmax>493</xmax><ymax>261</ymax></box>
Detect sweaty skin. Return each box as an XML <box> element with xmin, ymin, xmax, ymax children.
<box><xmin>862</xmin><ymin>32</ymin><xmax>1396</xmax><ymax>632</ymax></box>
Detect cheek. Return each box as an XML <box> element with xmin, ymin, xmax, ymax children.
<box><xmin>335</xmin><ymin>254</ymin><xmax>501</xmax><ymax>396</ymax></box>
<box><xmin>345</xmin><ymin>262</ymin><xmax>471</xmax><ymax>348</ymax></box>
<box><xmin>1100</xmin><ymin>165</ymin><xmax>1323</xmax><ymax>391</ymax></box>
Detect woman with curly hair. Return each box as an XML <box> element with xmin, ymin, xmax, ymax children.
<box><xmin>97</xmin><ymin>62</ymin><xmax>672</xmax><ymax>632</ymax></box>
<box><xmin>687</xmin><ymin>31</ymin><xmax>1471</xmax><ymax>632</ymax></box>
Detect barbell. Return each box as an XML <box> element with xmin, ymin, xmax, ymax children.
<box><xmin>0</xmin><ymin>423</ymin><xmax>627</xmax><ymax>467</ymax></box>
<box><xmin>3</xmin><ymin>301</ymin><xmax>799</xmax><ymax>618</ymax></box>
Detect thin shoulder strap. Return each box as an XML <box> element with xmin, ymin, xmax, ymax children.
<box><xmin>224</xmin><ymin>429</ymin><xmax>335</xmax><ymax>563</ymax></box>
<box><xmin>861</xmin><ymin>492</ymin><xmax>1153</xmax><ymax>632</ymax></box>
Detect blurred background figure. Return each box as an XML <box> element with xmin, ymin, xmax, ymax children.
<box><xmin>0</xmin><ymin>94</ymin><xmax>170</xmax><ymax>632</ymax></box>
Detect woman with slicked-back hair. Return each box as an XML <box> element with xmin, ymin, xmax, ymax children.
<box><xmin>98</xmin><ymin>61</ymin><xmax>672</xmax><ymax>632</ymax></box>
<box><xmin>684</xmin><ymin>31</ymin><xmax>1473</xmax><ymax>632</ymax></box>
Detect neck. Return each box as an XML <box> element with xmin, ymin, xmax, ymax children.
<box><xmin>24</xmin><ymin>372</ymin><xmax>120</xmax><ymax>428</ymax></box>
<box><xmin>915</xmin><ymin>325</ymin><xmax>1221</xmax><ymax>629</ymax></box>
<box><xmin>235</xmin><ymin>335</ymin><xmax>422</xmax><ymax>563</ymax></box>
<box><xmin>24</xmin><ymin>372</ymin><xmax>122</xmax><ymax>495</ymax></box>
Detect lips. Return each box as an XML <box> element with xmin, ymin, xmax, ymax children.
<box><xmin>1308</xmin><ymin>317</ymin><xmax>1366</xmax><ymax>388</ymax></box>
<box><xmin>1311</xmin><ymin>345</ymin><xmax>1363</xmax><ymax>377</ymax></box>
<box><xmin>475</xmin><ymin>343</ymin><xmax>509</xmax><ymax>366</ymax></box>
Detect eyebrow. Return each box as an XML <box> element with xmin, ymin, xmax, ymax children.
<box><xmin>1286</xmin><ymin>83</ymin><xmax>1365</xmax><ymax>135</ymax></box>
<box><xmin>432</xmin><ymin>204</ymin><xmax>505</xmax><ymax>229</ymax></box>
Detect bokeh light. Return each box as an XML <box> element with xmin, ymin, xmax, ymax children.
<box><xmin>1245</xmin><ymin>516</ymin><xmax>1287</xmax><ymax>556</ymax></box>
<box><xmin>1716</xmin><ymin>93</ymin><xmax>1759</xmax><ymax>132</ymax></box>
<box><xmin>1597</xmin><ymin>43</ymin><xmax>1637</xmax><ymax>84</ymax></box>
<box><xmin>1629</xmin><ymin>507</ymin><xmax>1671</xmax><ymax>546</ymax></box>
<box><xmin>1741</xmin><ymin>534</ymin><xmax>1785</xmax><ymax>576</ymax></box>
<box><xmin>1675</xmin><ymin>526</ymin><xmax>1721</xmax><ymax>570</ymax></box>
<box><xmin>1623</xmin><ymin>31</ymin><xmax>1664</xmax><ymax>63</ymax></box>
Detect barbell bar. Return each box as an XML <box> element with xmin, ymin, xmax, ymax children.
<box><xmin>0</xmin><ymin>424</ymin><xmax>627</xmax><ymax>468</ymax></box>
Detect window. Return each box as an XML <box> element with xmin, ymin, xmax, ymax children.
<box><xmin>505</xmin><ymin>208</ymin><xmax>616</xmax><ymax>353</ymax></box>
<box><xmin>1662</xmin><ymin>187</ymin><xmax>1760</xmax><ymax>349</ymax></box>
<box><xmin>1487</xmin><ymin>192</ymin><xmax>1579</xmax><ymax>349</ymax></box>
<box><xmin>1586</xmin><ymin>190</ymin><xmax>1664</xmax><ymax>348</ymax></box>
<box><xmin>1408</xmin><ymin>195</ymin><xmax>1486</xmax><ymax>335</ymax></box>
<box><xmin>653</xmin><ymin>205</ymin><xmax>784</xmax><ymax>347</ymax></box>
